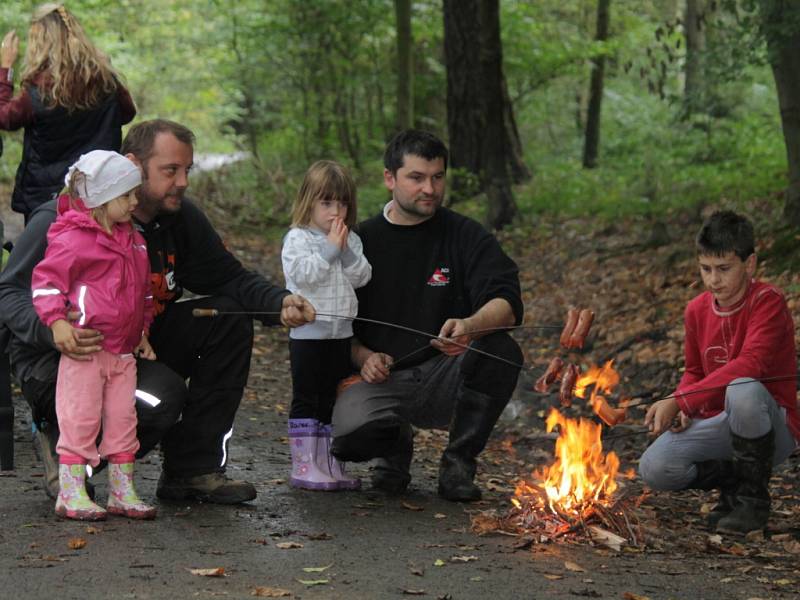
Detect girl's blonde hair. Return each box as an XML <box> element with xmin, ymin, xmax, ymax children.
<box><xmin>291</xmin><ymin>160</ymin><xmax>357</xmax><ymax>228</ymax></box>
<box><xmin>22</xmin><ymin>3</ymin><xmax>122</xmax><ymax>111</ymax></box>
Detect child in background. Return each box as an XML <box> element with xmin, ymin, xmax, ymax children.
<box><xmin>640</xmin><ymin>210</ymin><xmax>799</xmax><ymax>534</ymax></box>
<box><xmin>281</xmin><ymin>160</ymin><xmax>372</xmax><ymax>490</ymax></box>
<box><xmin>32</xmin><ymin>150</ymin><xmax>156</xmax><ymax>521</ymax></box>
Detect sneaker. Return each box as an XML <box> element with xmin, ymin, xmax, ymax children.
<box><xmin>156</xmin><ymin>471</ymin><xmax>257</xmax><ymax>504</ymax></box>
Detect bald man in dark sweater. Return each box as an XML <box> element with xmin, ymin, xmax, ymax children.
<box><xmin>330</xmin><ymin>130</ymin><xmax>524</xmax><ymax>502</ymax></box>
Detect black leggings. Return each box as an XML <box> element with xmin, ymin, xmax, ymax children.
<box><xmin>289</xmin><ymin>338</ymin><xmax>352</xmax><ymax>424</ymax></box>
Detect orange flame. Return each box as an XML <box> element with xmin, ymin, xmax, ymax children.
<box><xmin>539</xmin><ymin>408</ymin><xmax>619</xmax><ymax>513</ymax></box>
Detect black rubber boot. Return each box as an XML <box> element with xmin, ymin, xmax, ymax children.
<box><xmin>688</xmin><ymin>460</ymin><xmax>737</xmax><ymax>530</ymax></box>
<box><xmin>33</xmin><ymin>421</ymin><xmax>60</xmax><ymax>500</ymax></box>
<box><xmin>371</xmin><ymin>423</ymin><xmax>413</xmax><ymax>494</ymax></box>
<box><xmin>438</xmin><ymin>386</ymin><xmax>507</xmax><ymax>502</ymax></box>
<box><xmin>717</xmin><ymin>430</ymin><xmax>774</xmax><ymax>535</ymax></box>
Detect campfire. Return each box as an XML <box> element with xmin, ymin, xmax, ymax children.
<box><xmin>475</xmin><ymin>361</ymin><xmax>642</xmax><ymax>549</ymax></box>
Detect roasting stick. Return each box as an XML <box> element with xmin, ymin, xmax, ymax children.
<box><xmin>192</xmin><ymin>308</ymin><xmax>528</xmax><ymax>370</ymax></box>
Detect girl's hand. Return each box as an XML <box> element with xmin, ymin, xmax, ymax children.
<box><xmin>1</xmin><ymin>30</ymin><xmax>19</xmax><ymax>69</ymax></box>
<box><xmin>135</xmin><ymin>335</ymin><xmax>157</xmax><ymax>360</ymax></box>
<box><xmin>50</xmin><ymin>319</ymin><xmax>81</xmax><ymax>356</ymax></box>
<box><xmin>327</xmin><ymin>218</ymin><xmax>348</xmax><ymax>250</ymax></box>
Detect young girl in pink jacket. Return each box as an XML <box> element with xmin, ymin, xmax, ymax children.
<box><xmin>32</xmin><ymin>150</ymin><xmax>156</xmax><ymax>521</ymax></box>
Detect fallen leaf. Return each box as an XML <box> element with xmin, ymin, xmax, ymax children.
<box><xmin>401</xmin><ymin>590</ymin><xmax>426</xmax><ymax>596</ymax></box>
<box><xmin>450</xmin><ymin>555</ymin><xmax>478</xmax><ymax>563</ymax></box>
<box><xmin>564</xmin><ymin>561</ymin><xmax>585</xmax><ymax>572</ymax></box>
<box><xmin>67</xmin><ymin>538</ymin><xmax>87</xmax><ymax>550</ymax></box>
<box><xmin>251</xmin><ymin>587</ymin><xmax>292</xmax><ymax>597</ymax></box>
<box><xmin>719</xmin><ymin>577</ymin><xmax>733</xmax><ymax>583</ymax></box>
<box><xmin>622</xmin><ymin>593</ymin><xmax>650</xmax><ymax>600</ymax></box>
<box><xmin>773</xmin><ymin>579</ymin><xmax>794</xmax><ymax>586</ymax></box>
<box><xmin>410</xmin><ymin>566</ymin><xmax>424</xmax><ymax>576</ymax></box>
<box><xmin>543</xmin><ymin>574</ymin><xmax>563</xmax><ymax>580</ymax></box>
<box><xmin>276</xmin><ymin>542</ymin><xmax>304</xmax><ymax>549</ymax></box>
<box><xmin>402</xmin><ymin>502</ymin><xmax>424</xmax><ymax>512</ymax></box>
<box><xmin>433</xmin><ymin>559</ymin><xmax>445</xmax><ymax>567</ymax></box>
<box><xmin>188</xmin><ymin>567</ymin><xmax>226</xmax><ymax>577</ymax></box>
<box><xmin>305</xmin><ymin>532</ymin><xmax>333</xmax><ymax>541</ymax></box>
<box><xmin>433</xmin><ymin>513</ymin><xmax>447</xmax><ymax>519</ymax></box>
<box><xmin>782</xmin><ymin>539</ymin><xmax>800</xmax><ymax>554</ymax></box>
<box><xmin>302</xmin><ymin>564</ymin><xmax>332</xmax><ymax>573</ymax></box>
<box><xmin>745</xmin><ymin>530</ymin><xmax>764</xmax><ymax>543</ymax></box>
<box><xmin>85</xmin><ymin>527</ymin><xmax>100</xmax><ymax>535</ymax></box>
<box><xmin>469</xmin><ymin>577</ymin><xmax>483</xmax><ymax>582</ymax></box>
<box><xmin>296</xmin><ymin>579</ymin><xmax>328</xmax><ymax>586</ymax></box>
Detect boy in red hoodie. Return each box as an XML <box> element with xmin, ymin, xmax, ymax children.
<box><xmin>639</xmin><ymin>210</ymin><xmax>799</xmax><ymax>534</ymax></box>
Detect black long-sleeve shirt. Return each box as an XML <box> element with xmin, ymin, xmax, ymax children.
<box><xmin>354</xmin><ymin>206</ymin><xmax>523</xmax><ymax>368</ymax></box>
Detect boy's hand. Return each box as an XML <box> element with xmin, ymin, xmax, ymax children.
<box><xmin>644</xmin><ymin>397</ymin><xmax>681</xmax><ymax>437</ymax></box>
<box><xmin>327</xmin><ymin>218</ymin><xmax>348</xmax><ymax>250</ymax></box>
<box><xmin>134</xmin><ymin>335</ymin><xmax>157</xmax><ymax>360</ymax></box>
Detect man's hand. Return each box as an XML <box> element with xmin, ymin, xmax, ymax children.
<box><xmin>1</xmin><ymin>30</ymin><xmax>19</xmax><ymax>69</ymax></box>
<box><xmin>644</xmin><ymin>397</ymin><xmax>681</xmax><ymax>437</ymax></box>
<box><xmin>430</xmin><ymin>318</ymin><xmax>471</xmax><ymax>356</ymax></box>
<box><xmin>327</xmin><ymin>217</ymin><xmax>348</xmax><ymax>250</ymax></box>
<box><xmin>51</xmin><ymin>316</ymin><xmax>102</xmax><ymax>361</ymax></box>
<box><xmin>134</xmin><ymin>334</ymin><xmax>157</xmax><ymax>361</ymax></box>
<box><xmin>360</xmin><ymin>352</ymin><xmax>393</xmax><ymax>384</ymax></box>
<box><xmin>281</xmin><ymin>294</ymin><xmax>316</xmax><ymax>327</ymax></box>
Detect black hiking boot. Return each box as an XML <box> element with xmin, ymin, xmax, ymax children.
<box><xmin>717</xmin><ymin>430</ymin><xmax>774</xmax><ymax>535</ymax></box>
<box><xmin>156</xmin><ymin>471</ymin><xmax>257</xmax><ymax>504</ymax></box>
<box><xmin>688</xmin><ymin>459</ymin><xmax>737</xmax><ymax>530</ymax></box>
<box><xmin>371</xmin><ymin>424</ymin><xmax>413</xmax><ymax>494</ymax></box>
<box><xmin>438</xmin><ymin>386</ymin><xmax>508</xmax><ymax>502</ymax></box>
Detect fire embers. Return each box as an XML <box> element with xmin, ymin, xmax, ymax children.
<box><xmin>560</xmin><ymin>308</ymin><xmax>594</xmax><ymax>350</ymax></box>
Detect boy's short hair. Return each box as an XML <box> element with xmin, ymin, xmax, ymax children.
<box><xmin>383</xmin><ymin>129</ymin><xmax>448</xmax><ymax>175</ymax></box>
<box><xmin>695</xmin><ymin>210</ymin><xmax>755</xmax><ymax>261</ymax></box>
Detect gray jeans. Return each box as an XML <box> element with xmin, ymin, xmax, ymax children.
<box><xmin>639</xmin><ymin>378</ymin><xmax>798</xmax><ymax>491</ymax></box>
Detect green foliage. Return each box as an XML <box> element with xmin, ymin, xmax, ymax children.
<box><xmin>0</xmin><ymin>0</ymin><xmax>792</xmax><ymax>230</ymax></box>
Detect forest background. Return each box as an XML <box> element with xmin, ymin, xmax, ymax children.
<box><xmin>1</xmin><ymin>0</ymin><xmax>799</xmax><ymax>242</ymax></box>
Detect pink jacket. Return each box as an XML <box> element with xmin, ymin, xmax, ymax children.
<box><xmin>32</xmin><ymin>195</ymin><xmax>153</xmax><ymax>355</ymax></box>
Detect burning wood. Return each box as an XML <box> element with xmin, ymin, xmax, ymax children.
<box><xmin>473</xmin><ymin>406</ymin><xmax>643</xmax><ymax>548</ymax></box>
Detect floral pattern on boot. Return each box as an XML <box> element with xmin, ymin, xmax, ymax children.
<box><xmin>107</xmin><ymin>462</ymin><xmax>157</xmax><ymax>520</ymax></box>
<box><xmin>55</xmin><ymin>463</ymin><xmax>107</xmax><ymax>521</ymax></box>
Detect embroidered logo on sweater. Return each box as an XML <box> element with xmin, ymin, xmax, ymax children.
<box><xmin>427</xmin><ymin>267</ymin><xmax>450</xmax><ymax>287</ymax></box>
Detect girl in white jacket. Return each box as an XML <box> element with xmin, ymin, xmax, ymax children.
<box><xmin>281</xmin><ymin>160</ymin><xmax>372</xmax><ymax>490</ymax></box>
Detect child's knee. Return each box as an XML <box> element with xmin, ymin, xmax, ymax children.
<box><xmin>639</xmin><ymin>449</ymin><xmax>689</xmax><ymax>491</ymax></box>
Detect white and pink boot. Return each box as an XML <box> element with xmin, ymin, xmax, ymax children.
<box><xmin>106</xmin><ymin>453</ymin><xmax>157</xmax><ymax>520</ymax></box>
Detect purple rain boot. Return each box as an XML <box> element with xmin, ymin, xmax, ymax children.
<box><xmin>318</xmin><ymin>424</ymin><xmax>361</xmax><ymax>490</ymax></box>
<box><xmin>288</xmin><ymin>418</ymin><xmax>339</xmax><ymax>491</ymax></box>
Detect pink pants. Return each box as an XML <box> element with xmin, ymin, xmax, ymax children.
<box><xmin>56</xmin><ymin>351</ymin><xmax>139</xmax><ymax>467</ymax></box>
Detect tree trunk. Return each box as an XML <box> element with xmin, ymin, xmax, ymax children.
<box><xmin>479</xmin><ymin>0</ymin><xmax>517</xmax><ymax>229</ymax></box>
<box><xmin>760</xmin><ymin>0</ymin><xmax>800</xmax><ymax>226</ymax></box>
<box><xmin>394</xmin><ymin>0</ymin><xmax>414</xmax><ymax>131</ymax></box>
<box><xmin>443</xmin><ymin>0</ymin><xmax>484</xmax><ymax>202</ymax></box>
<box><xmin>683</xmin><ymin>0</ymin><xmax>706</xmax><ymax>117</ymax></box>
<box><xmin>502</xmin><ymin>73</ymin><xmax>532</xmax><ymax>183</ymax></box>
<box><xmin>583</xmin><ymin>0</ymin><xmax>611</xmax><ymax>169</ymax></box>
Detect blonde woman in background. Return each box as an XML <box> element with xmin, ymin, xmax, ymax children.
<box><xmin>0</xmin><ymin>3</ymin><xmax>135</xmax><ymax>222</ymax></box>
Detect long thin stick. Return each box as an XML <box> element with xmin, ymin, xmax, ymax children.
<box><xmin>620</xmin><ymin>373</ymin><xmax>800</xmax><ymax>408</ymax></box>
<box><xmin>193</xmin><ymin>308</ymin><xmax>527</xmax><ymax>370</ymax></box>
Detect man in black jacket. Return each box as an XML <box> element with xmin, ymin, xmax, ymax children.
<box><xmin>0</xmin><ymin>119</ymin><xmax>314</xmax><ymax>504</ymax></box>
<box><xmin>330</xmin><ymin>129</ymin><xmax>524</xmax><ymax>502</ymax></box>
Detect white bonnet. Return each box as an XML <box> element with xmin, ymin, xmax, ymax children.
<box><xmin>65</xmin><ymin>150</ymin><xmax>142</xmax><ymax>208</ymax></box>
